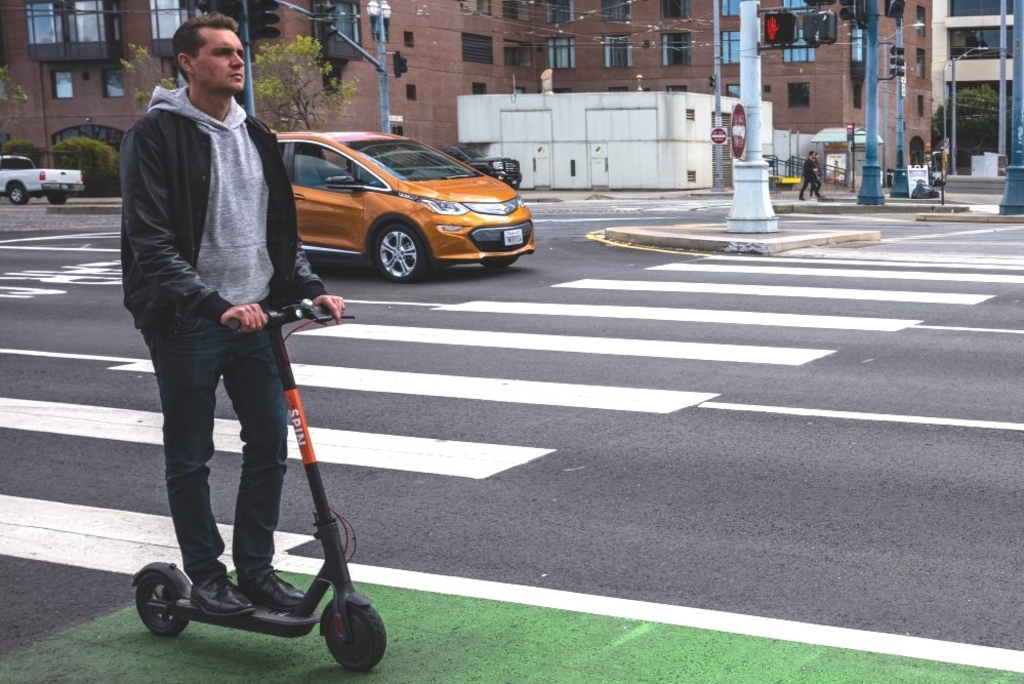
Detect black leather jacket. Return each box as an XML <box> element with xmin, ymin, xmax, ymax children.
<box><xmin>120</xmin><ymin>109</ymin><xmax>325</xmax><ymax>331</ymax></box>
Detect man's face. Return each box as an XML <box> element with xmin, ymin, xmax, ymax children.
<box><xmin>179</xmin><ymin>28</ymin><xmax>245</xmax><ymax>97</ymax></box>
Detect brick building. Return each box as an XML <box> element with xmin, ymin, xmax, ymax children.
<box><xmin>0</xmin><ymin>0</ymin><xmax>933</xmax><ymax>179</ymax></box>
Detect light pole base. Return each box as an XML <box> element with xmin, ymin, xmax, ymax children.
<box><xmin>726</xmin><ymin>160</ymin><xmax>778</xmax><ymax>233</ymax></box>
<box><xmin>999</xmin><ymin>166</ymin><xmax>1024</xmax><ymax>215</ymax></box>
<box><xmin>890</xmin><ymin>168</ymin><xmax>909</xmax><ymax>198</ymax></box>
<box><xmin>857</xmin><ymin>164</ymin><xmax>886</xmax><ymax>205</ymax></box>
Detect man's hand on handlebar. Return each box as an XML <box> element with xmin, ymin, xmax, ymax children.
<box><xmin>221</xmin><ymin>303</ymin><xmax>267</xmax><ymax>333</ymax></box>
<box><xmin>311</xmin><ymin>294</ymin><xmax>346</xmax><ymax>325</ymax></box>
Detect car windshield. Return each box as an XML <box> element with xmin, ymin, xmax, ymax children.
<box><xmin>348</xmin><ymin>140</ymin><xmax>477</xmax><ymax>181</ymax></box>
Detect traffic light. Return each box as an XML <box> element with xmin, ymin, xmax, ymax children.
<box><xmin>802</xmin><ymin>11</ymin><xmax>838</xmax><ymax>47</ymax></box>
<box><xmin>313</xmin><ymin>1</ymin><xmax>338</xmax><ymax>39</ymax></box>
<box><xmin>763</xmin><ymin>11</ymin><xmax>799</xmax><ymax>47</ymax></box>
<box><xmin>196</xmin><ymin>0</ymin><xmax>218</xmax><ymax>13</ymax></box>
<box><xmin>709</xmin><ymin>75</ymin><xmax>716</xmax><ymax>89</ymax></box>
<box><xmin>889</xmin><ymin>45</ymin><xmax>905</xmax><ymax>77</ymax></box>
<box><xmin>838</xmin><ymin>0</ymin><xmax>866</xmax><ymax>28</ymax></box>
<box><xmin>247</xmin><ymin>0</ymin><xmax>281</xmax><ymax>40</ymax></box>
<box><xmin>884</xmin><ymin>0</ymin><xmax>905</xmax><ymax>18</ymax></box>
<box><xmin>392</xmin><ymin>51</ymin><xmax>408</xmax><ymax>78</ymax></box>
<box><xmin>219</xmin><ymin>0</ymin><xmax>244</xmax><ymax>22</ymax></box>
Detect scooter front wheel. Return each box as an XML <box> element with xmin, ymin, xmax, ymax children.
<box><xmin>135</xmin><ymin>571</ymin><xmax>190</xmax><ymax>637</ymax></box>
<box><xmin>322</xmin><ymin>602</ymin><xmax>387</xmax><ymax>672</ymax></box>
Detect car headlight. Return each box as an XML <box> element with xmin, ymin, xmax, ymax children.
<box><xmin>490</xmin><ymin>161</ymin><xmax>504</xmax><ymax>170</ymax></box>
<box><xmin>420</xmin><ymin>198</ymin><xmax>469</xmax><ymax>215</ymax></box>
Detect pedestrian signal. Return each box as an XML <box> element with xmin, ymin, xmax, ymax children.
<box><xmin>763</xmin><ymin>11</ymin><xmax>799</xmax><ymax>47</ymax></box>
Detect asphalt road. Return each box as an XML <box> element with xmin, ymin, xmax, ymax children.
<box><xmin>3</xmin><ymin>198</ymin><xmax>1024</xmax><ymax>678</ymax></box>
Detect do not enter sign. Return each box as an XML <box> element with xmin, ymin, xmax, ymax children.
<box><xmin>710</xmin><ymin>126</ymin><xmax>728</xmax><ymax>145</ymax></box>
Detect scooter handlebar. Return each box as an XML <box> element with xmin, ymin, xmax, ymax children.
<box><xmin>227</xmin><ymin>299</ymin><xmax>348</xmax><ymax>331</ymax></box>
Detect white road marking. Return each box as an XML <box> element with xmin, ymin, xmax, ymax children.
<box><xmin>2</xmin><ymin>494</ymin><xmax>1022</xmax><ymax>673</ymax></box>
<box><xmin>300</xmin><ymin>323</ymin><xmax>834</xmax><ymax>366</ymax></box>
<box><xmin>0</xmin><ymin>398</ymin><xmax>552</xmax><ymax>479</ymax></box>
<box><xmin>110</xmin><ymin>360</ymin><xmax>718</xmax><ymax>414</ymax></box>
<box><xmin>701</xmin><ymin>401</ymin><xmax>1024</xmax><ymax>432</ymax></box>
<box><xmin>706</xmin><ymin>255</ymin><xmax>1024</xmax><ymax>271</ymax></box>
<box><xmin>555</xmin><ymin>279</ymin><xmax>993</xmax><ymax>305</ymax></box>
<box><xmin>434</xmin><ymin>300</ymin><xmax>920</xmax><ymax>332</ymax></box>
<box><xmin>651</xmin><ymin>262</ymin><xmax>1024</xmax><ymax>284</ymax></box>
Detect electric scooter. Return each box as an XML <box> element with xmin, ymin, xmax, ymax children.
<box><xmin>132</xmin><ymin>300</ymin><xmax>386</xmax><ymax>672</ymax></box>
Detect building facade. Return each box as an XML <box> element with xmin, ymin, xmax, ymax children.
<box><xmin>0</xmin><ymin>0</ymin><xmax>937</xmax><ymax>181</ymax></box>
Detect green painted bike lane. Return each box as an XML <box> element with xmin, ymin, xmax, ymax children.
<box><xmin>1</xmin><ymin>572</ymin><xmax>1021</xmax><ymax>683</ymax></box>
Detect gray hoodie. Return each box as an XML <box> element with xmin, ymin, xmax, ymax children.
<box><xmin>149</xmin><ymin>86</ymin><xmax>273</xmax><ymax>308</ymax></box>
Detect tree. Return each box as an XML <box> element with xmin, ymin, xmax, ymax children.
<box><xmin>932</xmin><ymin>84</ymin><xmax>1008</xmax><ymax>169</ymax></box>
<box><xmin>120</xmin><ymin>44</ymin><xmax>178</xmax><ymax>110</ymax></box>
<box><xmin>0</xmin><ymin>66</ymin><xmax>29</xmax><ymax>148</ymax></box>
<box><xmin>252</xmin><ymin>36</ymin><xmax>357</xmax><ymax>131</ymax></box>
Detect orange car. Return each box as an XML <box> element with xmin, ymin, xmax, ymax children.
<box><xmin>276</xmin><ymin>131</ymin><xmax>535</xmax><ymax>282</ymax></box>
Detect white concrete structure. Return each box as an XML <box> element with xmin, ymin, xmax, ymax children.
<box><xmin>455</xmin><ymin>92</ymin><xmax>773</xmax><ymax>191</ymax></box>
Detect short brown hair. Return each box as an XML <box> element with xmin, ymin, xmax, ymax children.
<box><xmin>172</xmin><ymin>12</ymin><xmax>239</xmax><ymax>59</ymax></box>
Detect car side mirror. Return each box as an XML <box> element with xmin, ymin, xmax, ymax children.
<box><xmin>323</xmin><ymin>174</ymin><xmax>361</xmax><ymax>191</ymax></box>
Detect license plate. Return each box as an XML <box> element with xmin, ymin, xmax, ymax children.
<box><xmin>503</xmin><ymin>228</ymin><xmax>524</xmax><ymax>246</ymax></box>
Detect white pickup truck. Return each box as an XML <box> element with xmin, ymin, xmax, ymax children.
<box><xmin>0</xmin><ymin>154</ymin><xmax>85</xmax><ymax>205</ymax></box>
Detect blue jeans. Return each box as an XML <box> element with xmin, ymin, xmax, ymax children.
<box><xmin>143</xmin><ymin>318</ymin><xmax>289</xmax><ymax>584</ymax></box>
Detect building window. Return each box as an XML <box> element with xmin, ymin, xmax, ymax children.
<box><xmin>502</xmin><ymin>0</ymin><xmax>526</xmax><ymax>20</ymax></box>
<box><xmin>103</xmin><ymin>67</ymin><xmax>123</xmax><ymax>97</ymax></box>
<box><xmin>788</xmin><ymin>82</ymin><xmax>810</xmax><ymax>107</ymax></box>
<box><xmin>608</xmin><ymin>86</ymin><xmax>628</xmax><ymax>92</ymax></box>
<box><xmin>917</xmin><ymin>94</ymin><xmax>924</xmax><ymax>117</ymax></box>
<box><xmin>29</xmin><ymin>0</ymin><xmax>117</xmax><ymax>46</ymax></box>
<box><xmin>784</xmin><ymin>22</ymin><xmax>815</xmax><ymax>63</ymax></box>
<box><xmin>602</xmin><ymin>0</ymin><xmax>629</xmax><ymax>21</ymax></box>
<box><xmin>406</xmin><ymin>84</ymin><xmax>416</xmax><ymax>100</ymax></box>
<box><xmin>504</xmin><ymin>41</ymin><xmax>531</xmax><ymax>67</ymax></box>
<box><xmin>721</xmin><ymin>0</ymin><xmax>738</xmax><ymax>16</ymax></box>
<box><xmin>52</xmin><ymin>70</ymin><xmax>73</xmax><ymax>98</ymax></box>
<box><xmin>853</xmin><ymin>81</ymin><xmax>862</xmax><ymax>109</ymax></box>
<box><xmin>547</xmin><ymin>0</ymin><xmax>572</xmax><ymax>23</ymax></box>
<box><xmin>666</xmin><ymin>85</ymin><xmax>687</xmax><ymax>92</ymax></box>
<box><xmin>949</xmin><ymin>28</ymin><xmax>1006</xmax><ymax>59</ymax></box>
<box><xmin>466</xmin><ymin>0</ymin><xmax>490</xmax><ymax>14</ymax></box>
<box><xmin>850</xmin><ymin>27</ymin><xmax>864</xmax><ymax>63</ymax></box>
<box><xmin>726</xmin><ymin>84</ymin><xmax>740</xmax><ymax>97</ymax></box>
<box><xmin>721</xmin><ymin>31</ymin><xmax>740</xmax><ymax>64</ymax></box>
<box><xmin>915</xmin><ymin>48</ymin><xmax>925</xmax><ymax>78</ymax></box>
<box><xmin>661</xmin><ymin>0</ymin><xmax>689</xmax><ymax>19</ymax></box>
<box><xmin>603</xmin><ymin>35</ymin><xmax>632</xmax><ymax>68</ymax></box>
<box><xmin>150</xmin><ymin>0</ymin><xmax>188</xmax><ymax>43</ymax></box>
<box><xmin>462</xmin><ymin>33</ymin><xmax>493</xmax><ymax>64</ymax></box>
<box><xmin>662</xmin><ymin>33</ymin><xmax>691</xmax><ymax>66</ymax></box>
<box><xmin>547</xmin><ymin>37</ymin><xmax>575</xmax><ymax>69</ymax></box>
<box><xmin>472</xmin><ymin>82</ymin><xmax>487</xmax><ymax>94</ymax></box>
<box><xmin>950</xmin><ymin>0</ymin><xmax>1012</xmax><ymax>16</ymax></box>
<box><xmin>404</xmin><ymin>31</ymin><xmax>414</xmax><ymax>47</ymax></box>
<box><xmin>916</xmin><ymin>5</ymin><xmax>925</xmax><ymax>36</ymax></box>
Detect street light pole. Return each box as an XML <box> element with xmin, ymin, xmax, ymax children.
<box><xmin>998</xmin><ymin>0</ymin><xmax>1024</xmax><ymax>214</ymax></box>
<box><xmin>367</xmin><ymin>0</ymin><xmax>391</xmax><ymax>133</ymax></box>
<box><xmin>858</xmin><ymin>1</ymin><xmax>884</xmax><ymax>205</ymax></box>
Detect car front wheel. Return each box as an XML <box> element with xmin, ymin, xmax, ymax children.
<box><xmin>374</xmin><ymin>224</ymin><xmax>431</xmax><ymax>283</ymax></box>
<box><xmin>7</xmin><ymin>182</ymin><xmax>29</xmax><ymax>205</ymax></box>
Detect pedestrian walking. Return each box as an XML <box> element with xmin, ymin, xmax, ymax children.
<box><xmin>799</xmin><ymin>150</ymin><xmax>817</xmax><ymax>201</ymax></box>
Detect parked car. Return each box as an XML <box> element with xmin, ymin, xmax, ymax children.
<box><xmin>277</xmin><ymin>132</ymin><xmax>534</xmax><ymax>282</ymax></box>
<box><xmin>0</xmin><ymin>155</ymin><xmax>84</xmax><ymax>205</ymax></box>
<box><xmin>439</xmin><ymin>146</ymin><xmax>522</xmax><ymax>189</ymax></box>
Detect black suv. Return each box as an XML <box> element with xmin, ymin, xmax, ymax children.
<box><xmin>440</xmin><ymin>146</ymin><xmax>522</xmax><ymax>189</ymax></box>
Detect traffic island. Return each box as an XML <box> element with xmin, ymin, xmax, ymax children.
<box><xmin>603</xmin><ymin>225</ymin><xmax>880</xmax><ymax>255</ymax></box>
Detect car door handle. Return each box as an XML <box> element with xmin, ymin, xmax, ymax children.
<box><xmin>293</xmin><ymin>193</ymin><xmax>306</xmax><ymax>201</ymax></box>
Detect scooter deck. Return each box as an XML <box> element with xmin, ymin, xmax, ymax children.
<box><xmin>171</xmin><ymin>599</ymin><xmax>320</xmax><ymax>638</ymax></box>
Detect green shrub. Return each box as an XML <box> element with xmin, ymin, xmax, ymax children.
<box><xmin>1</xmin><ymin>139</ymin><xmax>43</xmax><ymax>165</ymax></box>
<box><xmin>52</xmin><ymin>137</ymin><xmax>120</xmax><ymax>197</ymax></box>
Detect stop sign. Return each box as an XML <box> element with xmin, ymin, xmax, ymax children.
<box><xmin>710</xmin><ymin>126</ymin><xmax>728</xmax><ymax>145</ymax></box>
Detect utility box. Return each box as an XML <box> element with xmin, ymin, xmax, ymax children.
<box><xmin>970</xmin><ymin>152</ymin><xmax>1006</xmax><ymax>177</ymax></box>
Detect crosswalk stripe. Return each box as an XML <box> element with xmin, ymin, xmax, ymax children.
<box><xmin>706</xmin><ymin>255</ymin><xmax>1024</xmax><ymax>271</ymax></box>
<box><xmin>650</xmin><ymin>263</ymin><xmax>1024</xmax><ymax>284</ymax></box>
<box><xmin>300</xmin><ymin>324</ymin><xmax>834</xmax><ymax>366</ymax></box>
<box><xmin>433</xmin><ymin>300</ymin><xmax>920</xmax><ymax>332</ymax></box>
<box><xmin>554</xmin><ymin>279</ymin><xmax>993</xmax><ymax>305</ymax></box>
<box><xmin>110</xmin><ymin>361</ymin><xmax>719</xmax><ymax>414</ymax></box>
<box><xmin>5</xmin><ymin>494</ymin><xmax>1024</xmax><ymax>673</ymax></box>
<box><xmin>0</xmin><ymin>398</ymin><xmax>552</xmax><ymax>479</ymax></box>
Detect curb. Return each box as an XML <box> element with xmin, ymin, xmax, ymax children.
<box><xmin>604</xmin><ymin>227</ymin><xmax>881</xmax><ymax>255</ymax></box>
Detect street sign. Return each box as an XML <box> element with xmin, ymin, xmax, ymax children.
<box><xmin>388</xmin><ymin>115</ymin><xmax>404</xmax><ymax>123</ymax></box>
<box><xmin>730</xmin><ymin>104</ymin><xmax>746</xmax><ymax>160</ymax></box>
<box><xmin>710</xmin><ymin>126</ymin><xmax>728</xmax><ymax>145</ymax></box>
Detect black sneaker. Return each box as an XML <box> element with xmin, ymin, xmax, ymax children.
<box><xmin>191</xmin><ymin>575</ymin><xmax>255</xmax><ymax>615</ymax></box>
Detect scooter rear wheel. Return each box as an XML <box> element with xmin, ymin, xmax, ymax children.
<box><xmin>135</xmin><ymin>571</ymin><xmax>189</xmax><ymax>637</ymax></box>
<box><xmin>322</xmin><ymin>602</ymin><xmax>387</xmax><ymax>672</ymax></box>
